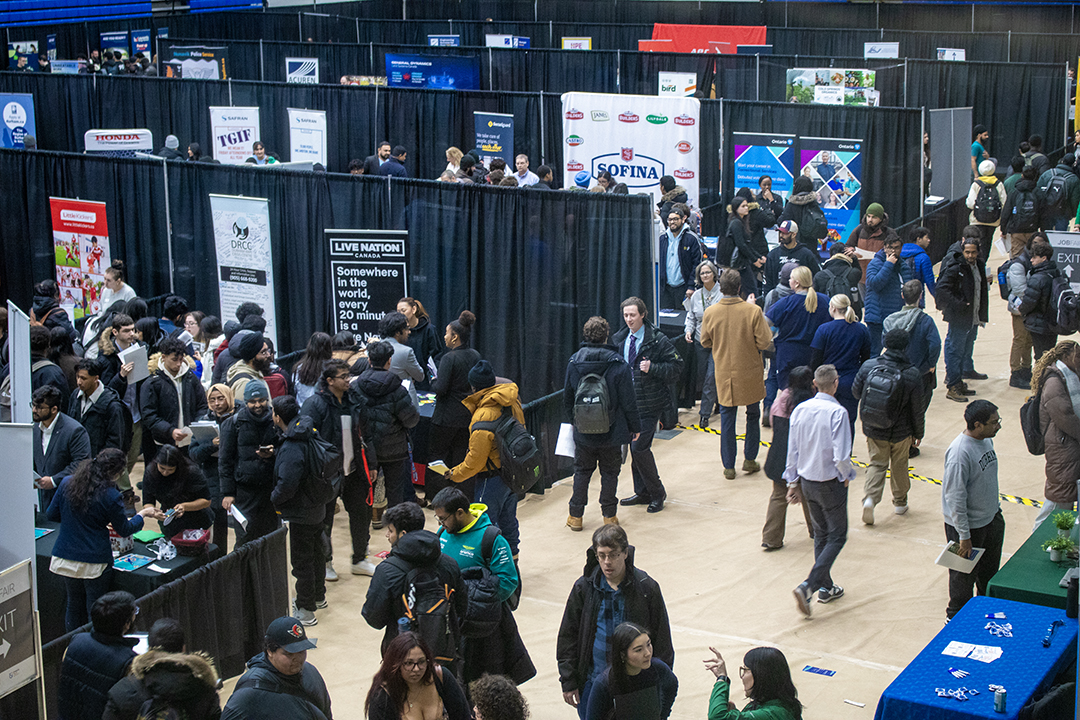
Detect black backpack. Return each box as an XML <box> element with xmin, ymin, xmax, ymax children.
<box><xmin>818</xmin><ymin>265</ymin><xmax>861</xmax><ymax>309</ymax></box>
<box><xmin>802</xmin><ymin>204</ymin><xmax>829</xmax><ymax>243</ymax></box>
<box><xmin>440</xmin><ymin>524</ymin><xmax>507</xmax><ymax>638</ymax></box>
<box><xmin>394</xmin><ymin>561</ymin><xmax>460</xmax><ymax>665</ymax></box>
<box><xmin>1041</xmin><ymin>170</ymin><xmax>1069</xmax><ymax>210</ymax></box>
<box><xmin>1048</xmin><ymin>275</ymin><xmax>1080</xmax><ymax>336</ymax></box>
<box><xmin>715</xmin><ymin>228</ymin><xmax>736</xmax><ymax>268</ymax></box>
<box><xmin>858</xmin><ymin>362</ymin><xmax>904</xmax><ymax>430</ymax></box>
<box><xmin>1020</xmin><ymin>385</ymin><xmax>1045</xmax><ymax>455</ymax></box>
<box><xmin>473</xmin><ymin>406</ymin><xmax>542</xmax><ymax>494</ymax></box>
<box><xmin>1011</xmin><ymin>187</ymin><xmax>1040</xmax><ymax>232</ymax></box>
<box><xmin>573</xmin><ymin>369</ymin><xmax>611</xmax><ymax>434</ymax></box>
<box><xmin>972</xmin><ymin>178</ymin><xmax>1003</xmax><ymax>223</ymax></box>
<box><xmin>997</xmin><ymin>257</ymin><xmax>1018</xmax><ymax>300</ymax></box>
<box><xmin>303</xmin><ymin>431</ymin><xmax>342</xmax><ymax>504</ymax></box>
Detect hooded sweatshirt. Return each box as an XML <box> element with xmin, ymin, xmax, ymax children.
<box><xmin>437</xmin><ymin>503</ymin><xmax>518</xmax><ymax>602</ymax></box>
<box><xmin>900</xmin><ymin>242</ymin><xmax>936</xmax><ymax>300</ymax></box>
<box><xmin>271</xmin><ymin>414</ymin><xmax>327</xmax><ymax>525</ymax></box>
<box><xmin>883</xmin><ymin>304</ymin><xmax>941</xmax><ymax>374</ymax></box>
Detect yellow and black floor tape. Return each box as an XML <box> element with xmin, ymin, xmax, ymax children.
<box><xmin>675</xmin><ymin>423</ymin><xmax>1042</xmax><ymax>509</ymax></box>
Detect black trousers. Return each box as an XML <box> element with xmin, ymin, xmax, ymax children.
<box><xmin>234</xmin><ymin>486</ymin><xmax>280</xmax><ymax>547</ymax></box>
<box><xmin>1031</xmin><ymin>332</ymin><xmax>1058</xmax><ymax>361</ymax></box>
<box><xmin>427</xmin><ymin>423</ymin><xmax>472</xmax><ymax>499</ymax></box>
<box><xmin>570</xmin><ymin>444</ymin><xmax>622</xmax><ymax>518</ymax></box>
<box><xmin>379</xmin><ymin>455</ymin><xmax>413</xmax><ymax>508</ymax></box>
<box><xmin>944</xmin><ymin>510</ymin><xmax>1005</xmax><ymax>619</ymax></box>
<box><xmin>323</xmin><ymin>470</ymin><xmax>372</xmax><ymax>565</ymax></box>
<box><xmin>660</xmin><ymin>283</ymin><xmax>686</xmax><ymax>310</ymax></box>
<box><xmin>290</xmin><ymin>521</ymin><xmax>326</xmax><ymax>611</ymax></box>
<box><xmin>630</xmin><ymin>416</ymin><xmax>666</xmax><ymax>501</ymax></box>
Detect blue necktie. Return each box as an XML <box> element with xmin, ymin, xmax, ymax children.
<box><xmin>628</xmin><ymin>335</ymin><xmax>638</xmax><ymax>367</ymax></box>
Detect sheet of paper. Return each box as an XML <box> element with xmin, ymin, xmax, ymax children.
<box><xmin>941</xmin><ymin>640</ymin><xmax>976</xmax><ymax>658</ymax></box>
<box><xmin>968</xmin><ymin>645</ymin><xmax>1002</xmax><ymax>663</ymax></box>
<box><xmin>935</xmin><ymin>542</ymin><xmax>984</xmax><ymax>574</ymax></box>
<box><xmin>146</xmin><ymin>563</ymin><xmax>171</xmax><ymax>574</ymax></box>
<box><xmin>427</xmin><ymin>356</ymin><xmax>438</xmax><ymax>380</ymax></box>
<box><xmin>229</xmin><ymin>503</ymin><xmax>248</xmax><ymax>530</ymax></box>
<box><xmin>555</xmin><ymin>423</ymin><xmax>576</xmax><ymax>458</ymax></box>
<box><xmin>117</xmin><ymin>343</ymin><xmax>150</xmax><ymax>383</ymax></box>
<box><xmin>174</xmin><ymin>427</ymin><xmax>193</xmax><ymax>448</ymax></box>
<box><xmin>427</xmin><ymin>460</ymin><xmax>450</xmax><ymax>476</ymax></box>
<box><xmin>189</xmin><ymin>421</ymin><xmax>219</xmax><ymax>442</ymax></box>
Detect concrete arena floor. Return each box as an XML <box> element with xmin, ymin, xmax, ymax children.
<box><xmin>217</xmin><ymin>248</ymin><xmax>1050</xmax><ymax>719</ymax></box>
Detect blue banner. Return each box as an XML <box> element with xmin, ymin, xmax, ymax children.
<box><xmin>100</xmin><ymin>31</ymin><xmax>129</xmax><ymax>57</ymax></box>
<box><xmin>798</xmin><ymin>136</ymin><xmax>863</xmax><ymax>245</ymax></box>
<box><xmin>0</xmin><ymin>93</ymin><xmax>36</xmax><ymax>149</ymax></box>
<box><xmin>474</xmin><ymin>112</ymin><xmax>514</xmax><ymax>168</ymax></box>
<box><xmin>732</xmin><ymin>132</ymin><xmax>795</xmax><ymax>201</ymax></box>
<box><xmin>131</xmin><ymin>29</ymin><xmax>151</xmax><ymax>55</ymax></box>
<box><xmin>385</xmin><ymin>54</ymin><xmax>479</xmax><ymax>90</ymax></box>
<box><xmin>46</xmin><ymin>35</ymin><xmax>56</xmax><ymax>61</ymax></box>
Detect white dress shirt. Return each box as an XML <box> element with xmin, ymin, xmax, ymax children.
<box><xmin>40</xmin><ymin>416</ymin><xmax>57</xmax><ymax>456</ymax></box>
<box><xmin>783</xmin><ymin>392</ymin><xmax>856</xmax><ymax>484</ymax></box>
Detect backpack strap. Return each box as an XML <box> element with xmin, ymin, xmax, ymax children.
<box><xmin>480</xmin><ymin>524</ymin><xmax>501</xmax><ymax>564</ymax></box>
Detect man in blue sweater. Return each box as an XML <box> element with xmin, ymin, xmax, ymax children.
<box><xmin>899</xmin><ymin>226</ymin><xmax>936</xmax><ymax>306</ymax></box>
<box><xmin>864</xmin><ymin>235</ymin><xmax>913</xmax><ymax>356</ymax></box>
<box><xmin>883</xmin><ymin>280</ymin><xmax>941</xmax><ymax>457</ymax></box>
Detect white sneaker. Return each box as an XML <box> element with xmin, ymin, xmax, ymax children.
<box><xmin>325</xmin><ymin>562</ymin><xmax>338</xmax><ymax>582</ymax></box>
<box><xmin>351</xmin><ymin>558</ymin><xmax>377</xmax><ymax>576</ymax></box>
<box><xmin>862</xmin><ymin>497</ymin><xmax>875</xmax><ymax>526</ymax></box>
<box><xmin>293</xmin><ymin>607</ymin><xmax>317</xmax><ymax>626</ymax></box>
<box><xmin>894</xmin><ymin>504</ymin><xmax>909</xmax><ymax>515</ymax></box>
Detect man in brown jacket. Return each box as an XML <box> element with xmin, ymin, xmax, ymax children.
<box><xmin>845</xmin><ymin>202</ymin><xmax>899</xmax><ymax>280</ymax></box>
<box><xmin>700</xmin><ymin>268</ymin><xmax>773</xmax><ymax>479</ymax></box>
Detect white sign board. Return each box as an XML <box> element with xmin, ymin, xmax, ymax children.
<box><xmin>209</xmin><ymin>106</ymin><xmax>261</xmax><ymax>165</ymax></box>
<box><xmin>864</xmin><ymin>42</ymin><xmax>899</xmax><ymax>59</ymax></box>
<box><xmin>209</xmin><ymin>194</ymin><xmax>278</xmax><ymax>348</ymax></box>
<box><xmin>0</xmin><ymin>561</ymin><xmax>39</xmax><ymax>698</ymax></box>
<box><xmin>561</xmin><ymin>37</ymin><xmax>592</xmax><ymax>50</ymax></box>
<box><xmin>485</xmin><ymin>34</ymin><xmax>514</xmax><ymax>47</ymax></box>
<box><xmin>937</xmin><ymin>48</ymin><xmax>966</xmax><ymax>61</ymax></box>
<box><xmin>1048</xmin><ymin>231</ymin><xmax>1080</xmax><ymax>293</ymax></box>
<box><xmin>83</xmin><ymin>128</ymin><xmax>153</xmax><ymax>154</ymax></box>
<box><xmin>658</xmin><ymin>72</ymin><xmax>697</xmax><ymax>97</ymax></box>
<box><xmin>287</xmin><ymin>108</ymin><xmax>326</xmax><ymax>165</ymax></box>
<box><xmin>813</xmin><ymin>86</ymin><xmax>845</xmax><ymax>105</ymax></box>
<box><xmin>561</xmin><ymin>92</ymin><xmax>701</xmax><ymax>208</ymax></box>
<box><xmin>285</xmin><ymin>57</ymin><xmax>319</xmax><ymax>84</ymax></box>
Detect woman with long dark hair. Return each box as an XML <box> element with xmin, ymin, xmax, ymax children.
<box><xmin>135</xmin><ymin>316</ymin><xmax>162</xmax><ymax>352</ymax></box>
<box><xmin>365</xmin><ymin>632</ymin><xmax>470</xmax><ymax>720</ymax></box>
<box><xmin>429</xmin><ymin>310</ymin><xmax>480</xmax><ymax>497</ymax></box>
<box><xmin>704</xmin><ymin>645</ymin><xmax>802</xmax><ymax>720</ymax></box>
<box><xmin>46</xmin><ymin>448</ymin><xmax>164</xmax><ymax>631</ymax></box>
<box><xmin>142</xmin><ymin>445</ymin><xmax>213</xmax><ymax>540</ymax></box>
<box><xmin>761</xmin><ymin>366</ymin><xmax>817</xmax><ymax>551</ymax></box>
<box><xmin>398</xmin><ymin>297</ymin><xmax>444</xmax><ymax>391</ymax></box>
<box><xmin>585</xmin><ymin>623</ymin><xmax>678</xmax><ymax>720</ymax></box>
<box><xmin>293</xmin><ymin>332</ymin><xmax>333</xmax><ymax>405</ymax></box>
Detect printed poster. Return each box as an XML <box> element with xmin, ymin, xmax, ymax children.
<box><xmin>163</xmin><ymin>45</ymin><xmax>228</xmax><ymax>79</ymax></box>
<box><xmin>131</xmin><ymin>30</ymin><xmax>152</xmax><ymax>56</ymax></box>
<box><xmin>287</xmin><ymin>108</ymin><xmax>327</xmax><ymax>165</ymax></box>
<box><xmin>799</xmin><ymin>137</ymin><xmax>863</xmax><ymax>245</ymax></box>
<box><xmin>327</xmin><ymin>230</ymin><xmax>409</xmax><ymax>343</ymax></box>
<box><xmin>49</xmin><ymin>198</ymin><xmax>111</xmax><ymax>322</ymax></box>
<box><xmin>473</xmin><ymin>111</ymin><xmax>514</xmax><ymax>168</ymax></box>
<box><xmin>385</xmin><ymin>54</ymin><xmax>480</xmax><ymax>90</ymax></box>
<box><xmin>785</xmin><ymin>68</ymin><xmax>879</xmax><ymax>107</ymax></box>
<box><xmin>99</xmin><ymin>32</ymin><xmax>129</xmax><ymax>58</ymax></box>
<box><xmin>0</xmin><ymin>93</ymin><xmax>36</xmax><ymax>149</ymax></box>
<box><xmin>561</xmin><ymin>92</ymin><xmax>700</xmax><ymax>208</ymax></box>
<box><xmin>209</xmin><ymin>194</ymin><xmax>278</xmax><ymax>347</ymax></box>
<box><xmin>286</xmin><ymin>58</ymin><xmax>319</xmax><ymax>84</ymax></box>
<box><xmin>209</xmin><ymin>106</ymin><xmax>260</xmax><ymax>165</ymax></box>
<box><xmin>733</xmin><ymin>132</ymin><xmax>796</xmax><ymax>200</ymax></box>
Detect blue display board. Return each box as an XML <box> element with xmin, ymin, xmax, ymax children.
<box><xmin>131</xmin><ymin>29</ymin><xmax>151</xmax><ymax>55</ymax></box>
<box><xmin>733</xmin><ymin>132</ymin><xmax>795</xmax><ymax>200</ymax></box>
<box><xmin>385</xmin><ymin>54</ymin><xmax>480</xmax><ymax>91</ymax></box>
<box><xmin>0</xmin><ymin>94</ymin><xmax>36</xmax><ymax>149</ymax></box>
<box><xmin>799</xmin><ymin>136</ymin><xmax>863</xmax><ymax>245</ymax></box>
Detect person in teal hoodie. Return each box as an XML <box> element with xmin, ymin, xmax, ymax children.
<box><xmin>900</xmin><ymin>227</ymin><xmax>936</xmax><ymax>307</ymax></box>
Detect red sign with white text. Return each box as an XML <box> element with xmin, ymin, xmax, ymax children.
<box><xmin>49</xmin><ymin>197</ymin><xmax>111</xmax><ymax>321</ymax></box>
<box><xmin>650</xmin><ymin>24</ymin><xmax>766</xmax><ymax>54</ymax></box>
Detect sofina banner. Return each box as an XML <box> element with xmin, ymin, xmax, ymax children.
<box><xmin>287</xmin><ymin>108</ymin><xmax>327</xmax><ymax>165</ymax></box>
<box><xmin>385</xmin><ymin>53</ymin><xmax>479</xmax><ymax>90</ymax></box>
<box><xmin>209</xmin><ymin>194</ymin><xmax>278</xmax><ymax>347</ymax></box>
<box><xmin>327</xmin><ymin>230</ymin><xmax>409</xmax><ymax>343</ymax></box>
<box><xmin>209</xmin><ymin>106</ymin><xmax>260</xmax><ymax>164</ymax></box>
<box><xmin>49</xmin><ymin>197</ymin><xmax>111</xmax><ymax>322</ymax></box>
<box><xmin>733</xmin><ymin>132</ymin><xmax>795</xmax><ymax>200</ymax></box>
<box><xmin>561</xmin><ymin>92</ymin><xmax>700</xmax><ymax>208</ymax></box>
<box><xmin>473</xmin><ymin>111</ymin><xmax>514</xmax><ymax>167</ymax></box>
<box><xmin>0</xmin><ymin>93</ymin><xmax>35</xmax><ymax>149</ymax></box>
<box><xmin>798</xmin><ymin>137</ymin><xmax>863</xmax><ymax>244</ymax></box>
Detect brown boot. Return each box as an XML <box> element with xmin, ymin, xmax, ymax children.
<box><xmin>566</xmin><ymin>515</ymin><xmax>583</xmax><ymax>532</ymax></box>
<box><xmin>372</xmin><ymin>506</ymin><xmax>385</xmax><ymax>529</ymax></box>
<box><xmin>603</xmin><ymin>516</ymin><xmax>620</xmax><ymax>526</ymax></box>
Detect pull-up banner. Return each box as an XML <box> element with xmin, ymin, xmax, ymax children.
<box><xmin>650</xmin><ymin>24</ymin><xmax>766</xmax><ymax>54</ymax></box>
<box><xmin>50</xmin><ymin>197</ymin><xmax>111</xmax><ymax>322</ymax></box>
<box><xmin>209</xmin><ymin>194</ymin><xmax>278</xmax><ymax>347</ymax></box>
<box><xmin>0</xmin><ymin>93</ymin><xmax>35</xmax><ymax>149</ymax></box>
<box><xmin>210</xmin><ymin>106</ymin><xmax>260</xmax><ymax>165</ymax></box>
<box><xmin>164</xmin><ymin>45</ymin><xmax>228</xmax><ymax>79</ymax></box>
<box><xmin>732</xmin><ymin>132</ymin><xmax>795</xmax><ymax>200</ymax></box>
<box><xmin>474</xmin><ymin>111</ymin><xmax>514</xmax><ymax>168</ymax></box>
<box><xmin>287</xmin><ymin>108</ymin><xmax>327</xmax><ymax>165</ymax></box>
<box><xmin>561</xmin><ymin>92</ymin><xmax>701</xmax><ymax>208</ymax></box>
<box><xmin>327</xmin><ymin>230</ymin><xmax>409</xmax><ymax>344</ymax></box>
<box><xmin>799</xmin><ymin>137</ymin><xmax>863</xmax><ymax>244</ymax></box>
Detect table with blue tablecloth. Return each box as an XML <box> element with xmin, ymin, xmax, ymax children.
<box><xmin>875</xmin><ymin>596</ymin><xmax>1076</xmax><ymax>720</ymax></box>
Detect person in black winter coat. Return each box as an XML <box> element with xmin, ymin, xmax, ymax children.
<box><xmin>1018</xmin><ymin>240</ymin><xmax>1062</xmax><ymax>359</ymax></box>
<box><xmin>656</xmin><ymin>175</ymin><xmax>688</xmax><ymax>229</ymax></box>
<box><xmin>32</xmin><ymin>278</ymin><xmax>79</xmax><ymax>344</ymax></box>
<box><xmin>68</xmin><ymin>357</ymin><xmax>126</xmax><ymax>456</ymax></box>
<box><xmin>779</xmin><ymin>175</ymin><xmax>829</xmax><ymax>254</ymax></box>
<box><xmin>557</xmin><ymin>525</ymin><xmax>673</xmax><ymax>717</ymax></box>
<box><xmin>735</xmin><ymin>186</ymin><xmax>777</xmax><ymax>263</ymax></box>
<box><xmin>142</xmin><ymin>445</ymin><xmax>213</xmax><ymax>540</ymax></box>
<box><xmin>103</xmin><ymin>618</ymin><xmax>187</xmax><ymax>720</ymax></box>
<box><xmin>222</xmin><ymin>617</ymin><xmax>332</xmax><ymax>720</ymax></box>
<box><xmin>764</xmin><ymin>220</ymin><xmax>821</xmax><ymax>293</ymax></box>
<box><xmin>272</xmin><ymin>396</ymin><xmax>328</xmax><ymax>623</ymax></box>
<box><xmin>398</xmin><ymin>297</ymin><xmax>444</xmax><ymax>391</ymax></box>
<box><xmin>356</xmin><ymin>341</ymin><xmax>421</xmax><ymax>509</ymax></box>
<box><xmin>936</xmin><ymin>236</ymin><xmax>990</xmax><ymax>400</ymax></box>
<box><xmin>851</xmin><ymin>329</ymin><xmax>926</xmax><ymax>522</ymax></box>
<box><xmin>30</xmin><ymin>325</ymin><xmax>72</xmax><ymax>409</ymax></box>
<box><xmin>140</xmin><ymin>338</ymin><xmax>208</xmax><ymax>453</ymax></box>
<box><xmin>429</xmin><ymin>311</ymin><xmax>482</xmax><ymax>493</ymax></box>
<box><xmin>58</xmin><ymin>591</ymin><xmax>140</xmax><ymax>720</ymax></box>
<box><xmin>220</xmin><ymin>381</ymin><xmax>280</xmax><ymax>546</ymax></box>
<box><xmin>563</xmin><ymin>317</ymin><xmax>641</xmax><ymax>527</ymax></box>
<box><xmin>999</xmin><ymin>166</ymin><xmax>1042</xmax><ymax>258</ymax></box>
<box><xmin>361</xmin><ymin>502</ymin><xmax>466</xmax><ymax>673</ymax></box>
<box><xmin>756</xmin><ymin>175</ymin><xmax>785</xmax><ymax>220</ymax></box>
<box><xmin>658</xmin><ymin>204</ymin><xmax>706</xmax><ymax>309</ymax></box>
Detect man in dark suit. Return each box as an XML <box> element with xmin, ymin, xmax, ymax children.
<box><xmin>32</xmin><ymin>385</ymin><xmax>91</xmax><ymax>507</ymax></box>
<box><xmin>363</xmin><ymin>140</ymin><xmax>391</xmax><ymax>176</ymax></box>
<box><xmin>378</xmin><ymin>146</ymin><xmax>409</xmax><ymax>178</ymax></box>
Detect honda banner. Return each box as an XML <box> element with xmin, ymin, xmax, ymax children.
<box><xmin>650</xmin><ymin>24</ymin><xmax>766</xmax><ymax>54</ymax></box>
<box><xmin>210</xmin><ymin>106</ymin><xmax>260</xmax><ymax>164</ymax></box>
<box><xmin>561</xmin><ymin>92</ymin><xmax>700</xmax><ymax>207</ymax></box>
<box><xmin>287</xmin><ymin>108</ymin><xmax>327</xmax><ymax>165</ymax></box>
<box><xmin>49</xmin><ymin>197</ymin><xmax>111</xmax><ymax>322</ymax></box>
<box><xmin>209</xmin><ymin>194</ymin><xmax>278</xmax><ymax>347</ymax></box>
<box><xmin>83</xmin><ymin>128</ymin><xmax>154</xmax><ymax>157</ymax></box>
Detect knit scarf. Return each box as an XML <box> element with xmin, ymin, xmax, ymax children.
<box><xmin>1055</xmin><ymin>360</ymin><xmax>1080</xmax><ymax>420</ymax></box>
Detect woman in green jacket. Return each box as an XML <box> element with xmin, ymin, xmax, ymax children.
<box><xmin>704</xmin><ymin>646</ymin><xmax>801</xmax><ymax>720</ymax></box>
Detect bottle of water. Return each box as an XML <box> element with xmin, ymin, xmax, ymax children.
<box><xmin>398</xmin><ymin>616</ymin><xmax>412</xmax><ymax>635</ymax></box>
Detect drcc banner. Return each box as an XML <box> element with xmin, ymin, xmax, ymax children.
<box><xmin>209</xmin><ymin>194</ymin><xmax>278</xmax><ymax>347</ymax></box>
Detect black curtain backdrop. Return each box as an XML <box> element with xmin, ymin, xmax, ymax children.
<box><xmin>0</xmin><ymin>148</ymin><xmax>653</xmax><ymax>402</ymax></box>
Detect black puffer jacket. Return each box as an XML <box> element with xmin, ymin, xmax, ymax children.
<box><xmin>32</xmin><ymin>294</ymin><xmax>78</xmax><ymax>344</ymax></box>
<box><xmin>851</xmin><ymin>349</ymin><xmax>926</xmax><ymax>442</ymax></box>
<box><xmin>301</xmin><ymin>384</ymin><xmax>361</xmax><ymax>473</ymax></box>
<box><xmin>1019</xmin><ymin>259</ymin><xmax>1063</xmax><ymax>336</ymax></box>
<box><xmin>68</xmin><ymin>384</ymin><xmax>126</xmax><ymax>454</ymax></box>
<box><xmin>271</xmin><ymin>415</ymin><xmax>327</xmax><ymax>525</ymax></box>
<box><xmin>59</xmin><ymin>631</ymin><xmax>137</xmax><ymax>720</ymax></box>
<box><xmin>218</xmin><ymin>406</ymin><xmax>278</xmax><ymax>495</ymax></box>
<box><xmin>556</xmin><ymin>546</ymin><xmax>674</xmax><ymax>693</ymax></box>
<box><xmin>611</xmin><ymin>322</ymin><xmax>682</xmax><ymax>422</ymax></box>
<box><xmin>936</xmin><ymin>251</ymin><xmax>989</xmax><ymax>325</ymax></box>
<box><xmin>356</xmin><ymin>366</ymin><xmax>420</xmax><ymax>462</ymax></box>
<box><xmin>656</xmin><ymin>185</ymin><xmax>688</xmax><ymax>228</ymax></box>
<box><xmin>221</xmin><ymin>653</ymin><xmax>331</xmax><ymax>720</ymax></box>
<box><xmin>140</xmin><ymin>366</ymin><xmax>208</xmax><ymax>446</ymax></box>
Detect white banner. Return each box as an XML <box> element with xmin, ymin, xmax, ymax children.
<box><xmin>209</xmin><ymin>194</ymin><xmax>278</xmax><ymax>348</ymax></box>
<box><xmin>658</xmin><ymin>72</ymin><xmax>697</xmax><ymax>97</ymax></box>
<box><xmin>209</xmin><ymin>106</ymin><xmax>260</xmax><ymax>165</ymax></box>
<box><xmin>83</xmin><ymin>128</ymin><xmax>153</xmax><ymax>155</ymax></box>
<box><xmin>561</xmin><ymin>92</ymin><xmax>700</xmax><ymax>208</ymax></box>
<box><xmin>287</xmin><ymin>108</ymin><xmax>327</xmax><ymax>165</ymax></box>
<box><xmin>286</xmin><ymin>57</ymin><xmax>319</xmax><ymax>84</ymax></box>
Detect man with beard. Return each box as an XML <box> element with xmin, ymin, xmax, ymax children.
<box><xmin>363</xmin><ymin>140</ymin><xmax>391</xmax><ymax>177</ymax></box>
<box><xmin>228</xmin><ymin>332</ymin><xmax>271</xmax><ymax>399</ymax></box>
<box><xmin>220</xmin><ymin>381</ymin><xmax>281</xmax><ymax>546</ymax></box>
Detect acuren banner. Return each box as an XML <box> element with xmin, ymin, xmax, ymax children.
<box><xmin>210</xmin><ymin>106</ymin><xmax>260</xmax><ymax>165</ymax></box>
<box><xmin>209</xmin><ymin>194</ymin><xmax>278</xmax><ymax>347</ymax></box>
<box><xmin>49</xmin><ymin>197</ymin><xmax>111</xmax><ymax>322</ymax></box>
<box><xmin>650</xmin><ymin>24</ymin><xmax>766</xmax><ymax>54</ymax></box>
<box><xmin>561</xmin><ymin>92</ymin><xmax>700</xmax><ymax>208</ymax></box>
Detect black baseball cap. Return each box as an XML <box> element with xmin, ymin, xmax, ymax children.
<box><xmin>266</xmin><ymin>617</ymin><xmax>318</xmax><ymax>653</ymax></box>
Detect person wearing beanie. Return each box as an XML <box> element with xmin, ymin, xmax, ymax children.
<box><xmin>1037</xmin><ymin>152</ymin><xmax>1080</xmax><ymax>231</ymax></box>
<box><xmin>966</xmin><ymin>158</ymin><xmax>1006</xmax><ymax>259</ymax></box>
<box><xmin>656</xmin><ymin>174</ymin><xmax>688</xmax><ymax>229</ymax></box>
<box><xmin>844</xmin><ymin>201</ymin><xmax>898</xmax><ymax>281</ymax></box>
<box><xmin>227</xmin><ymin>332</ymin><xmax>270</xmax><ymax>399</ymax></box>
<box><xmin>443</xmin><ymin>359</ymin><xmax>526</xmax><ymax>556</ymax></box>
<box><xmin>219</xmin><ymin>380</ymin><xmax>281</xmax><ymax>546</ymax></box>
<box><xmin>971</xmin><ymin>124</ymin><xmax>989</xmax><ymax>177</ymax></box>
<box><xmin>779</xmin><ymin>175</ymin><xmax>829</xmax><ymax>254</ymax></box>
<box><xmin>23</xmin><ymin>134</ymin><xmax>37</xmax><ymax>150</ymax></box>
<box><xmin>158</xmin><ymin>135</ymin><xmax>183</xmax><ymax>160</ymax></box>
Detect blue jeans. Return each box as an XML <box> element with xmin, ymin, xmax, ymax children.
<box><xmin>475</xmin><ymin>475</ymin><xmax>520</xmax><ymax>556</ymax></box>
<box><xmin>944</xmin><ymin>321</ymin><xmax>978</xmax><ymax>388</ymax></box>
<box><xmin>62</xmin><ymin>567</ymin><xmax>113</xmax><ymax>632</ymax></box>
<box><xmin>867</xmin><ymin>322</ymin><xmax>883</xmax><ymax>358</ymax></box>
<box><xmin>718</xmin><ymin>402</ymin><xmax>760</xmax><ymax>469</ymax></box>
<box><xmin>764</xmin><ymin>356</ymin><xmax>778</xmax><ymax>412</ymax></box>
<box><xmin>800</xmin><ymin>479</ymin><xmax>848</xmax><ymax>591</ymax></box>
<box><xmin>576</xmin><ymin>678</ymin><xmax>595</xmax><ymax>720</ymax></box>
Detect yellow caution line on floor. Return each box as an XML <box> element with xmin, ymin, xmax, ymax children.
<box><xmin>676</xmin><ymin>423</ymin><xmax>1042</xmax><ymax>509</ymax></box>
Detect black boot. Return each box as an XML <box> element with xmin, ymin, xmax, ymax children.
<box><xmin>1009</xmin><ymin>371</ymin><xmax>1030</xmax><ymax>390</ymax></box>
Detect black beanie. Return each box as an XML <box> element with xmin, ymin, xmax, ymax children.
<box><xmin>468</xmin><ymin>360</ymin><xmax>496</xmax><ymax>390</ymax></box>
<box><xmin>235</xmin><ymin>331</ymin><xmax>265</xmax><ymax>362</ymax></box>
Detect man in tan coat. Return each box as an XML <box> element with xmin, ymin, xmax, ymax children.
<box><xmin>700</xmin><ymin>268</ymin><xmax>773</xmax><ymax>479</ymax></box>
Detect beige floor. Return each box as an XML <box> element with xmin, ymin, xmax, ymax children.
<box><xmin>220</xmin><ymin>252</ymin><xmax>1051</xmax><ymax>719</ymax></box>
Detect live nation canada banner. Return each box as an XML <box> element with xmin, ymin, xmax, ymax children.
<box><xmin>561</xmin><ymin>92</ymin><xmax>700</xmax><ymax>208</ymax></box>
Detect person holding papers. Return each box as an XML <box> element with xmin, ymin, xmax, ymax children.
<box><xmin>141</xmin><ymin>445</ymin><xmax>213</xmax><ymax>540</ymax></box>
<box><xmin>190</xmin><ymin>383</ymin><xmax>239</xmax><ymax>550</ymax></box>
<box><xmin>140</xmin><ymin>337</ymin><xmax>208</xmax><ymax>455</ymax></box>
<box><xmin>584</xmin><ymin>622</ymin><xmax>678</xmax><ymax>720</ymax></box>
<box><xmin>941</xmin><ymin>399</ymin><xmax>1004</xmax><ymax>620</ymax></box>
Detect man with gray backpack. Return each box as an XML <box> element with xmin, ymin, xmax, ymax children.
<box><xmin>562</xmin><ymin>316</ymin><xmax>640</xmax><ymax>531</ymax></box>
